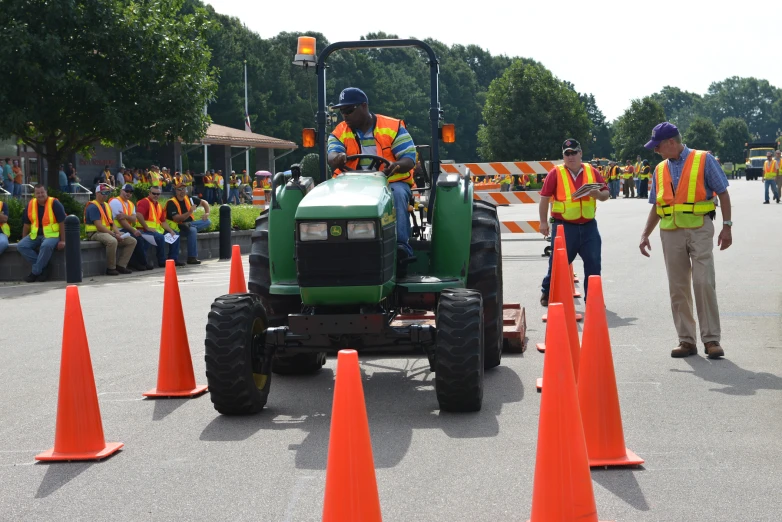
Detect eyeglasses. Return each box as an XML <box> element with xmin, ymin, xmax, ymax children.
<box><xmin>564</xmin><ymin>150</ymin><xmax>580</xmax><ymax>157</ymax></box>
<box><xmin>100</xmin><ymin>191</ymin><xmax>111</xmax><ymax>196</ymax></box>
<box><xmin>149</xmin><ymin>192</ymin><xmax>161</xmax><ymax>196</ymax></box>
<box><xmin>339</xmin><ymin>105</ymin><xmax>357</xmax><ymax>116</ymax></box>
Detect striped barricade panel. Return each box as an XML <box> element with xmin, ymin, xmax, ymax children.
<box><xmin>499</xmin><ymin>221</ymin><xmax>541</xmax><ymax>234</ymax></box>
<box><xmin>441</xmin><ymin>161</ymin><xmax>562</xmax><ymax>177</ymax></box>
<box><xmin>473</xmin><ymin>191</ymin><xmax>541</xmax><ymax>205</ymax></box>
<box><xmin>252</xmin><ymin>188</ymin><xmax>266</xmax><ymax>207</ymax></box>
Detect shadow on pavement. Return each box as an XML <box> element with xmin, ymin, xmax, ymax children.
<box><xmin>34</xmin><ymin>460</ymin><xmax>99</xmax><ymax>498</ymax></box>
<box><xmin>198</xmin><ymin>357</ymin><xmax>524</xmax><ymax>470</ymax></box>
<box><xmin>149</xmin><ymin>397</ymin><xmax>191</xmax><ymax>421</ymax></box>
<box><xmin>606</xmin><ymin>309</ymin><xmax>637</xmax><ymax>328</ymax></box>
<box><xmin>592</xmin><ymin>468</ymin><xmax>649</xmax><ymax>511</ymax></box>
<box><xmin>672</xmin><ymin>356</ymin><xmax>782</xmax><ymax>396</ymax></box>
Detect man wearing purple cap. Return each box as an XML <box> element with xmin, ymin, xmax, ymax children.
<box><xmin>639</xmin><ymin>122</ymin><xmax>732</xmax><ymax>359</ymax></box>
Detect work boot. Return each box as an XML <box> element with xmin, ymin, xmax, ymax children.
<box><xmin>187</xmin><ymin>257</ymin><xmax>201</xmax><ymax>265</ymax></box>
<box><xmin>106</xmin><ymin>268</ymin><xmax>120</xmax><ymax>276</ymax></box>
<box><xmin>24</xmin><ymin>272</ymin><xmax>37</xmax><ymax>283</ymax></box>
<box><xmin>540</xmin><ymin>293</ymin><xmax>549</xmax><ymax>307</ymax></box>
<box><xmin>37</xmin><ymin>265</ymin><xmax>51</xmax><ymax>283</ymax></box>
<box><xmin>671</xmin><ymin>341</ymin><xmax>697</xmax><ymax>358</ymax></box>
<box><xmin>175</xmin><ymin>260</ymin><xmax>186</xmax><ymax>267</ymax></box>
<box><xmin>116</xmin><ymin>266</ymin><xmax>132</xmax><ymax>274</ymax></box>
<box><xmin>704</xmin><ymin>341</ymin><xmax>725</xmax><ymax>359</ymax></box>
<box><xmin>145</xmin><ymin>263</ymin><xmax>155</xmax><ymax>270</ymax></box>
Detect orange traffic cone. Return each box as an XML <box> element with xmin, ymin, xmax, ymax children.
<box><xmin>542</xmin><ymin>233</ymin><xmax>582</xmax><ymax>323</ymax></box>
<box><xmin>228</xmin><ymin>244</ymin><xmax>247</xmax><ymax>294</ymax></box>
<box><xmin>36</xmin><ymin>286</ymin><xmax>124</xmax><ymax>461</ymax></box>
<box><xmin>578</xmin><ymin>276</ymin><xmax>644</xmax><ymax>468</ymax></box>
<box><xmin>571</xmin><ymin>263</ymin><xmax>582</xmax><ymax>298</ymax></box>
<box><xmin>323</xmin><ymin>350</ymin><xmax>382</xmax><ymax>522</ymax></box>
<box><xmin>528</xmin><ymin>304</ymin><xmax>612</xmax><ymax>522</ymax></box>
<box><xmin>144</xmin><ymin>260</ymin><xmax>208</xmax><ymax>398</ymax></box>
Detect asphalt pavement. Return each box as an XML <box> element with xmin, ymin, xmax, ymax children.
<box><xmin>1</xmin><ymin>179</ymin><xmax>781</xmax><ymax>521</ymax></box>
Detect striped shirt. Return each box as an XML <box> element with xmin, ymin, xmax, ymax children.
<box><xmin>648</xmin><ymin>146</ymin><xmax>729</xmax><ymax>204</ymax></box>
<box><xmin>328</xmin><ymin>118</ymin><xmax>416</xmax><ymax>168</ymax></box>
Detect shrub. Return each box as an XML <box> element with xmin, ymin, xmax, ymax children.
<box><xmin>193</xmin><ymin>204</ymin><xmax>259</xmax><ymax>232</ymax></box>
<box><xmin>300</xmin><ymin>153</ymin><xmax>330</xmax><ymax>180</ymax></box>
<box><xmin>4</xmin><ymin>197</ymin><xmax>25</xmax><ymax>242</ymax></box>
<box><xmin>47</xmin><ymin>188</ymin><xmax>85</xmax><ymax>218</ymax></box>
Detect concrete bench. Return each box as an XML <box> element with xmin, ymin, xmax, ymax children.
<box><xmin>0</xmin><ymin>230</ymin><xmax>253</xmax><ymax>281</ymax></box>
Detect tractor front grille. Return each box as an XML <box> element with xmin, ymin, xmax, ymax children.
<box><xmin>296</xmin><ymin>221</ymin><xmax>395</xmax><ymax>287</ymax></box>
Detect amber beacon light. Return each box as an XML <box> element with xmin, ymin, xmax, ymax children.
<box><xmin>302</xmin><ymin>128</ymin><xmax>316</xmax><ymax>148</ymax></box>
<box><xmin>440</xmin><ymin>123</ymin><xmax>456</xmax><ymax>143</ymax></box>
<box><xmin>293</xmin><ymin>36</ymin><xmax>317</xmax><ymax>67</ymax></box>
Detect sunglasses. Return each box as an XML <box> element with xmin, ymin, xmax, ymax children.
<box><xmin>100</xmin><ymin>191</ymin><xmax>111</xmax><ymax>196</ymax></box>
<box><xmin>564</xmin><ymin>150</ymin><xmax>580</xmax><ymax>157</ymax></box>
<box><xmin>150</xmin><ymin>192</ymin><xmax>161</xmax><ymax>196</ymax></box>
<box><xmin>339</xmin><ymin>105</ymin><xmax>358</xmax><ymax>116</ymax></box>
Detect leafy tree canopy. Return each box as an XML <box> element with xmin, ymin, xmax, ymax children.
<box><xmin>683</xmin><ymin>117</ymin><xmax>720</xmax><ymax>152</ymax></box>
<box><xmin>717</xmin><ymin>117</ymin><xmax>751</xmax><ymax>164</ymax></box>
<box><xmin>611</xmin><ymin>97</ymin><xmax>666</xmax><ymax>163</ymax></box>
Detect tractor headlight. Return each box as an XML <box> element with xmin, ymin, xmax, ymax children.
<box><xmin>299</xmin><ymin>222</ymin><xmax>328</xmax><ymax>241</ymax></box>
<box><xmin>347</xmin><ymin>221</ymin><xmax>376</xmax><ymax>240</ymax></box>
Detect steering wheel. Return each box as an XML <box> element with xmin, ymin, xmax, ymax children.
<box><xmin>343</xmin><ymin>154</ymin><xmax>393</xmax><ymax>175</ymax></box>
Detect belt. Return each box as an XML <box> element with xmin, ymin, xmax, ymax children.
<box><xmin>551</xmin><ymin>218</ymin><xmax>593</xmax><ymax>226</ymax></box>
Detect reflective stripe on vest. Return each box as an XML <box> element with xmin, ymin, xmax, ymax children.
<box><xmin>84</xmin><ymin>201</ymin><xmax>114</xmax><ymax>233</ymax></box>
<box><xmin>655</xmin><ymin>150</ymin><xmax>716</xmax><ymax>230</ymax></box>
<box><xmin>137</xmin><ymin>197</ymin><xmax>165</xmax><ymax>233</ymax></box>
<box><xmin>109</xmin><ymin>197</ymin><xmax>135</xmax><ymax>223</ymax></box>
<box><xmin>0</xmin><ymin>201</ymin><xmax>9</xmax><ymax>236</ymax></box>
<box><xmin>331</xmin><ymin>115</ymin><xmax>414</xmax><ymax>185</ymax></box>
<box><xmin>764</xmin><ymin>160</ymin><xmax>778</xmax><ymax>180</ymax></box>
<box><xmin>550</xmin><ymin>164</ymin><xmax>597</xmax><ymax>221</ymax></box>
<box><xmin>166</xmin><ymin>197</ymin><xmax>192</xmax><ymax>232</ymax></box>
<box><xmin>639</xmin><ymin>166</ymin><xmax>651</xmax><ymax>180</ymax></box>
<box><xmin>28</xmin><ymin>197</ymin><xmax>60</xmax><ymax>240</ymax></box>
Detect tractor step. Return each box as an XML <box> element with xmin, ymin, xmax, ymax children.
<box><xmin>393</xmin><ymin>303</ymin><xmax>527</xmax><ymax>354</ymax></box>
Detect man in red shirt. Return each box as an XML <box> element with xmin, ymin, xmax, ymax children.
<box><xmin>538</xmin><ymin>139</ymin><xmax>610</xmax><ymax>305</ymax></box>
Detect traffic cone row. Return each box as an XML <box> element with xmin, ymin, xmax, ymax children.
<box><xmin>542</xmin><ymin>228</ymin><xmax>582</xmax><ymax>324</ymax></box>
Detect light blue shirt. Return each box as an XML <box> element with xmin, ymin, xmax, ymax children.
<box><xmin>648</xmin><ymin>145</ymin><xmax>729</xmax><ymax>204</ymax></box>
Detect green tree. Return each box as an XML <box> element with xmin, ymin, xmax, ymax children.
<box><xmin>477</xmin><ymin>60</ymin><xmax>591</xmax><ymax>161</ymax></box>
<box><xmin>611</xmin><ymin>97</ymin><xmax>666</xmax><ymax>162</ymax></box>
<box><xmin>649</xmin><ymin>86</ymin><xmax>705</xmax><ymax>134</ymax></box>
<box><xmin>717</xmin><ymin>117</ymin><xmax>751</xmax><ymax>164</ymax></box>
<box><xmin>683</xmin><ymin>117</ymin><xmax>720</xmax><ymax>152</ymax></box>
<box><xmin>704</xmin><ymin>77</ymin><xmax>782</xmax><ymax>139</ymax></box>
<box><xmin>579</xmin><ymin>93</ymin><xmax>612</xmax><ymax>159</ymax></box>
<box><xmin>0</xmin><ymin>0</ymin><xmax>217</xmax><ymax>188</ymax></box>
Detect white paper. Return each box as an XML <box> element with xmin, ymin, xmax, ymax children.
<box><xmin>119</xmin><ymin>232</ymin><xmax>131</xmax><ymax>239</ymax></box>
<box><xmin>142</xmin><ymin>234</ymin><xmax>157</xmax><ymax>246</ymax></box>
<box><xmin>164</xmin><ymin>233</ymin><xmax>179</xmax><ymax>245</ymax></box>
<box><xmin>572</xmin><ymin>183</ymin><xmax>604</xmax><ymax>200</ymax></box>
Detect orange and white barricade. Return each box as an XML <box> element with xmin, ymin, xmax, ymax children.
<box><xmin>252</xmin><ymin>188</ymin><xmax>267</xmax><ymax>207</ymax></box>
<box><xmin>441</xmin><ymin>160</ymin><xmax>562</xmax><ymax>185</ymax></box>
<box><xmin>473</xmin><ymin>191</ymin><xmax>541</xmax><ymax>205</ymax></box>
<box><xmin>500</xmin><ymin>221</ymin><xmax>541</xmax><ymax>234</ymax></box>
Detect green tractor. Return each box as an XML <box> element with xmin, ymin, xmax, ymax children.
<box><xmin>205</xmin><ymin>38</ymin><xmax>518</xmax><ymax>414</ymax></box>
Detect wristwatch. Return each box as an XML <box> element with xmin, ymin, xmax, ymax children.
<box><xmin>723</xmin><ymin>220</ymin><xmax>733</xmax><ymax>226</ymax></box>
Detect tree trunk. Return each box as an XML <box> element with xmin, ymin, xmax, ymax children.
<box><xmin>44</xmin><ymin>136</ymin><xmax>65</xmax><ymax>190</ymax></box>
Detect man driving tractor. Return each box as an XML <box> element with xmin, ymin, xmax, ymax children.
<box><xmin>327</xmin><ymin>87</ymin><xmax>417</xmax><ymax>262</ymax></box>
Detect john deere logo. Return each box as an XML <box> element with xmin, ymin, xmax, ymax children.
<box><xmin>330</xmin><ymin>225</ymin><xmax>342</xmax><ymax>237</ymax></box>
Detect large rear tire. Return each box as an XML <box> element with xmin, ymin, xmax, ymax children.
<box><xmin>205</xmin><ymin>293</ymin><xmax>271</xmax><ymax>415</ymax></box>
<box><xmin>249</xmin><ymin>210</ymin><xmax>325</xmax><ymax>375</ymax></box>
<box><xmin>467</xmin><ymin>200</ymin><xmax>503</xmax><ymax>369</ymax></box>
<box><xmin>435</xmin><ymin>288</ymin><xmax>484</xmax><ymax>412</ymax></box>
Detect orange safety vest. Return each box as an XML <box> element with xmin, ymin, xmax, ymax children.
<box><xmin>764</xmin><ymin>159</ymin><xmax>778</xmax><ymax>180</ymax></box>
<box><xmin>84</xmin><ymin>200</ymin><xmax>114</xmax><ymax>233</ymax></box>
<box><xmin>137</xmin><ymin>197</ymin><xmax>165</xmax><ymax>233</ymax></box>
<box><xmin>550</xmin><ymin>164</ymin><xmax>597</xmax><ymax>221</ymax></box>
<box><xmin>331</xmin><ymin>114</ymin><xmax>414</xmax><ymax>185</ymax></box>
<box><xmin>242</xmin><ymin>174</ymin><xmax>250</xmax><ymax>184</ymax></box>
<box><xmin>166</xmin><ymin>196</ymin><xmax>192</xmax><ymax>232</ymax></box>
<box><xmin>0</xmin><ymin>201</ymin><xmax>10</xmax><ymax>236</ymax></box>
<box><xmin>655</xmin><ymin>150</ymin><xmax>716</xmax><ymax>230</ymax></box>
<box><xmin>27</xmin><ymin>197</ymin><xmax>60</xmax><ymax>240</ymax></box>
<box><xmin>109</xmin><ymin>197</ymin><xmax>136</xmax><ymax>222</ymax></box>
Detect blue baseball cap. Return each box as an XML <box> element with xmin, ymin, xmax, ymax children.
<box><xmin>644</xmin><ymin>122</ymin><xmax>680</xmax><ymax>150</ymax></box>
<box><xmin>333</xmin><ymin>87</ymin><xmax>368</xmax><ymax>108</ymax></box>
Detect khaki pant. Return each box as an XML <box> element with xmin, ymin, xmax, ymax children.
<box><xmin>89</xmin><ymin>232</ymin><xmax>137</xmax><ymax>269</ymax></box>
<box><xmin>659</xmin><ymin>218</ymin><xmax>721</xmax><ymax>345</ymax></box>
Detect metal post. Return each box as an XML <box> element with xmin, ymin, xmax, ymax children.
<box><xmin>219</xmin><ymin>204</ymin><xmax>231</xmax><ymax>260</ymax></box>
<box><xmin>64</xmin><ymin>215</ymin><xmax>82</xmax><ymax>283</ymax></box>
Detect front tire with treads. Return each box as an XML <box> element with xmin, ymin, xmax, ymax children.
<box><xmin>205</xmin><ymin>293</ymin><xmax>271</xmax><ymax>415</ymax></box>
<box><xmin>434</xmin><ymin>288</ymin><xmax>484</xmax><ymax>412</ymax></box>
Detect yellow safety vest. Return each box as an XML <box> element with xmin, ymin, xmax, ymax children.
<box><xmin>639</xmin><ymin>165</ymin><xmax>651</xmax><ymax>180</ymax></box>
<box><xmin>764</xmin><ymin>160</ymin><xmax>778</xmax><ymax>180</ymax></box>
<box><xmin>84</xmin><ymin>200</ymin><xmax>114</xmax><ymax>233</ymax></box>
<box><xmin>550</xmin><ymin>164</ymin><xmax>597</xmax><ymax>221</ymax></box>
<box><xmin>28</xmin><ymin>197</ymin><xmax>60</xmax><ymax>240</ymax></box>
<box><xmin>166</xmin><ymin>197</ymin><xmax>192</xmax><ymax>232</ymax></box>
<box><xmin>655</xmin><ymin>150</ymin><xmax>716</xmax><ymax>230</ymax></box>
<box><xmin>0</xmin><ymin>201</ymin><xmax>9</xmax><ymax>236</ymax></box>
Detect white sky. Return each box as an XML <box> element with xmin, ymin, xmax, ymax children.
<box><xmin>205</xmin><ymin>0</ymin><xmax>779</xmax><ymax>122</ymax></box>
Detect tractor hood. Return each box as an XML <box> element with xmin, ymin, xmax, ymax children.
<box><xmin>295</xmin><ymin>172</ymin><xmax>393</xmax><ymax>221</ymax></box>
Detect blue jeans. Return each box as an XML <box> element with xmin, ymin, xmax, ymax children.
<box><xmin>609</xmin><ymin>179</ymin><xmax>620</xmax><ymax>199</ymax></box>
<box><xmin>541</xmin><ymin>219</ymin><xmax>602</xmax><ymax>301</ymax></box>
<box><xmin>764</xmin><ymin>179</ymin><xmax>779</xmax><ymax>202</ymax></box>
<box><xmin>634</xmin><ymin>178</ymin><xmax>641</xmax><ymax>193</ymax></box>
<box><xmin>179</xmin><ymin>219</ymin><xmax>211</xmax><ymax>258</ymax></box>
<box><xmin>131</xmin><ymin>230</ymin><xmax>180</xmax><ymax>267</ymax></box>
<box><xmin>4</xmin><ymin>180</ymin><xmax>14</xmax><ymax>197</ymax></box>
<box><xmin>228</xmin><ymin>188</ymin><xmax>240</xmax><ymax>205</ymax></box>
<box><xmin>13</xmin><ymin>183</ymin><xmax>22</xmax><ymax>197</ymax></box>
<box><xmin>389</xmin><ymin>182</ymin><xmax>413</xmax><ymax>256</ymax></box>
<box><xmin>17</xmin><ymin>235</ymin><xmax>60</xmax><ymax>275</ymax></box>
<box><xmin>203</xmin><ymin>187</ymin><xmax>212</xmax><ymax>203</ymax></box>
<box><xmin>0</xmin><ymin>233</ymin><xmax>8</xmax><ymax>256</ymax></box>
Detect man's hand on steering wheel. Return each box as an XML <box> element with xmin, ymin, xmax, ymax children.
<box><xmin>343</xmin><ymin>154</ymin><xmax>393</xmax><ymax>174</ymax></box>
